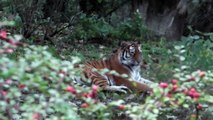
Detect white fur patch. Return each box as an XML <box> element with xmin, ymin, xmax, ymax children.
<box><xmin>130</xmin><ymin>66</ymin><xmax>153</xmax><ymax>85</ymax></box>
<box><xmin>130</xmin><ymin>66</ymin><xmax>141</xmax><ymax>81</ymax></box>
<box><xmin>138</xmin><ymin>45</ymin><xmax>142</xmax><ymax>52</ymax></box>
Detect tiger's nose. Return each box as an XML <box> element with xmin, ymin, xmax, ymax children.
<box><xmin>131</xmin><ymin>61</ymin><xmax>140</xmax><ymax>66</ymax></box>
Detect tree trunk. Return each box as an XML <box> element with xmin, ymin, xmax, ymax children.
<box><xmin>132</xmin><ymin>0</ymin><xmax>187</xmax><ymax>40</ymax></box>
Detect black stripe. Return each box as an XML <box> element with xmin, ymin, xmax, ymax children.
<box><xmin>122</xmin><ymin>50</ymin><xmax>128</xmax><ymax>60</ymax></box>
<box><xmin>121</xmin><ymin>62</ymin><xmax>133</xmax><ymax>71</ymax></box>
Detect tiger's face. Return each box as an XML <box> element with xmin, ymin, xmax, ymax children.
<box><xmin>119</xmin><ymin>41</ymin><xmax>142</xmax><ymax>68</ymax></box>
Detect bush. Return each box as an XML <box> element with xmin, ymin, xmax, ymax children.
<box><xmin>71</xmin><ymin>12</ymin><xmax>150</xmax><ymax>41</ymax></box>
<box><xmin>71</xmin><ymin>14</ymin><xmax>113</xmax><ymax>40</ymax></box>
<box><xmin>111</xmin><ymin>11</ymin><xmax>150</xmax><ymax>40</ymax></box>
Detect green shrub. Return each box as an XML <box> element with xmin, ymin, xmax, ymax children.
<box><xmin>112</xmin><ymin>11</ymin><xmax>150</xmax><ymax>40</ymax></box>
<box><xmin>71</xmin><ymin>14</ymin><xmax>113</xmax><ymax>40</ymax></box>
<box><xmin>180</xmin><ymin>35</ymin><xmax>213</xmax><ymax>70</ymax></box>
<box><xmin>71</xmin><ymin>12</ymin><xmax>150</xmax><ymax>41</ymax></box>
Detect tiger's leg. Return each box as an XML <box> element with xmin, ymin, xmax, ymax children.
<box><xmin>140</xmin><ymin>77</ymin><xmax>153</xmax><ymax>85</ymax></box>
<box><xmin>131</xmin><ymin>71</ymin><xmax>153</xmax><ymax>85</ymax></box>
<box><xmin>89</xmin><ymin>72</ymin><xmax>130</xmax><ymax>93</ymax></box>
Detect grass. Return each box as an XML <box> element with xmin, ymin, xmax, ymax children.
<box><xmin>52</xmin><ymin>36</ymin><xmax>213</xmax><ymax>84</ymax></box>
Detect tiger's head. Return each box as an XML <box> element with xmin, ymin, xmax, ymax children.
<box><xmin>117</xmin><ymin>41</ymin><xmax>142</xmax><ymax>69</ymax></box>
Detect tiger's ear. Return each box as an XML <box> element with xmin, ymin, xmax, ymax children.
<box><xmin>138</xmin><ymin>45</ymin><xmax>142</xmax><ymax>52</ymax></box>
<box><xmin>118</xmin><ymin>41</ymin><xmax>128</xmax><ymax>48</ymax></box>
<box><xmin>134</xmin><ymin>40</ymin><xmax>141</xmax><ymax>45</ymax></box>
<box><xmin>134</xmin><ymin>40</ymin><xmax>142</xmax><ymax>51</ymax></box>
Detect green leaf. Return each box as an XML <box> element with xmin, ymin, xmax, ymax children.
<box><xmin>183</xmin><ymin>104</ymin><xmax>189</xmax><ymax>108</ymax></box>
<box><xmin>153</xmin><ymin>109</ymin><xmax>159</xmax><ymax>114</ymax></box>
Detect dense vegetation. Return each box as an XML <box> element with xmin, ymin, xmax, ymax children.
<box><xmin>0</xmin><ymin>0</ymin><xmax>213</xmax><ymax>120</ymax></box>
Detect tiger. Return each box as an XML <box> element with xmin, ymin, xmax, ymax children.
<box><xmin>74</xmin><ymin>41</ymin><xmax>153</xmax><ymax>93</ymax></box>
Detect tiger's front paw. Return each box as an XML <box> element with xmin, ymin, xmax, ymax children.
<box><xmin>116</xmin><ymin>85</ymin><xmax>131</xmax><ymax>93</ymax></box>
<box><xmin>104</xmin><ymin>85</ymin><xmax>131</xmax><ymax>94</ymax></box>
<box><xmin>141</xmin><ymin>78</ymin><xmax>153</xmax><ymax>85</ymax></box>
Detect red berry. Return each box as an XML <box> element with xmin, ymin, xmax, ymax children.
<box><xmin>81</xmin><ymin>103</ymin><xmax>90</xmax><ymax>108</ymax></box>
<box><xmin>33</xmin><ymin>113</ymin><xmax>40</xmax><ymax>120</ymax></box>
<box><xmin>172</xmin><ymin>85</ymin><xmax>179</xmax><ymax>91</ymax></box>
<box><xmin>89</xmin><ymin>92</ymin><xmax>96</xmax><ymax>98</ymax></box>
<box><xmin>118</xmin><ymin>105</ymin><xmax>125</xmax><ymax>110</ymax></box>
<box><xmin>193</xmin><ymin>92</ymin><xmax>201</xmax><ymax>98</ymax></box>
<box><xmin>196</xmin><ymin>104</ymin><xmax>202</xmax><ymax>110</ymax></box>
<box><xmin>18</xmin><ymin>84</ymin><xmax>26</xmax><ymax>89</ymax></box>
<box><xmin>89</xmin><ymin>85</ymin><xmax>98</xmax><ymax>98</ymax></box>
<box><xmin>171</xmin><ymin>79</ymin><xmax>178</xmax><ymax>85</ymax></box>
<box><xmin>92</xmin><ymin>85</ymin><xmax>98</xmax><ymax>93</ymax></box>
<box><xmin>190</xmin><ymin>88</ymin><xmax>196</xmax><ymax>93</ymax></box>
<box><xmin>82</xmin><ymin>92</ymin><xmax>95</xmax><ymax>98</ymax></box>
<box><xmin>159</xmin><ymin>82</ymin><xmax>168</xmax><ymax>89</ymax></box>
<box><xmin>188</xmin><ymin>91</ymin><xmax>194</xmax><ymax>97</ymax></box>
<box><xmin>66</xmin><ymin>86</ymin><xmax>76</xmax><ymax>94</ymax></box>
<box><xmin>199</xmin><ymin>71</ymin><xmax>205</xmax><ymax>78</ymax></box>
<box><xmin>82</xmin><ymin>93</ymin><xmax>90</xmax><ymax>98</ymax></box>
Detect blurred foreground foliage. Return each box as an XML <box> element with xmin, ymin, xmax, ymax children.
<box><xmin>0</xmin><ymin>21</ymin><xmax>213</xmax><ymax>120</ymax></box>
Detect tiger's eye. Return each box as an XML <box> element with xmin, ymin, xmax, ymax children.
<box><xmin>129</xmin><ymin>46</ymin><xmax>135</xmax><ymax>54</ymax></box>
